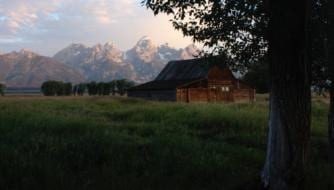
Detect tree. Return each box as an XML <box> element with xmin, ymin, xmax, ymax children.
<box><xmin>116</xmin><ymin>79</ymin><xmax>135</xmax><ymax>96</ymax></box>
<box><xmin>72</xmin><ymin>85</ymin><xmax>78</xmax><ymax>96</ymax></box>
<box><xmin>324</xmin><ymin>0</ymin><xmax>334</xmax><ymax>157</ymax></box>
<box><xmin>41</xmin><ymin>81</ymin><xmax>59</xmax><ymax>96</ymax></box>
<box><xmin>144</xmin><ymin>0</ymin><xmax>268</xmax><ymax>73</ymax></box>
<box><xmin>97</xmin><ymin>82</ymin><xmax>103</xmax><ymax>96</ymax></box>
<box><xmin>41</xmin><ymin>81</ymin><xmax>72</xmax><ymax>96</ymax></box>
<box><xmin>261</xmin><ymin>1</ymin><xmax>311</xmax><ymax>189</ymax></box>
<box><xmin>109</xmin><ymin>81</ymin><xmax>117</xmax><ymax>95</ymax></box>
<box><xmin>102</xmin><ymin>82</ymin><xmax>112</xmax><ymax>96</ymax></box>
<box><xmin>87</xmin><ymin>81</ymin><xmax>98</xmax><ymax>96</ymax></box>
<box><xmin>309</xmin><ymin>0</ymin><xmax>334</xmax><ymax>157</ymax></box>
<box><xmin>63</xmin><ymin>83</ymin><xmax>72</xmax><ymax>96</ymax></box>
<box><xmin>77</xmin><ymin>83</ymin><xmax>86</xmax><ymax>96</ymax></box>
<box><xmin>0</xmin><ymin>83</ymin><xmax>5</xmax><ymax>96</ymax></box>
<box><xmin>242</xmin><ymin>58</ymin><xmax>269</xmax><ymax>94</ymax></box>
<box><xmin>56</xmin><ymin>82</ymin><xmax>65</xmax><ymax>96</ymax></box>
<box><xmin>143</xmin><ymin>0</ymin><xmax>311</xmax><ymax>189</ymax></box>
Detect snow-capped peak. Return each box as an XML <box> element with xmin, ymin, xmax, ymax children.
<box><xmin>105</xmin><ymin>41</ymin><xmax>115</xmax><ymax>47</ymax></box>
<box><xmin>139</xmin><ymin>35</ymin><xmax>151</xmax><ymax>41</ymax></box>
<box><xmin>20</xmin><ymin>48</ymin><xmax>34</xmax><ymax>54</ymax></box>
<box><xmin>104</xmin><ymin>42</ymin><xmax>117</xmax><ymax>51</ymax></box>
<box><xmin>135</xmin><ymin>36</ymin><xmax>155</xmax><ymax>50</ymax></box>
<box><xmin>18</xmin><ymin>49</ymin><xmax>39</xmax><ymax>58</ymax></box>
<box><xmin>67</xmin><ymin>43</ymin><xmax>87</xmax><ymax>50</ymax></box>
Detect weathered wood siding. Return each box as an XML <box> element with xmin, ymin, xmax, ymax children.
<box><xmin>233</xmin><ymin>89</ymin><xmax>255</xmax><ymax>102</ymax></box>
<box><xmin>128</xmin><ymin>65</ymin><xmax>256</xmax><ymax>103</ymax></box>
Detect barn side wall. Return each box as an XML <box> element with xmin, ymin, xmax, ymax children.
<box><xmin>233</xmin><ymin>89</ymin><xmax>256</xmax><ymax>102</ymax></box>
<box><xmin>128</xmin><ymin>90</ymin><xmax>177</xmax><ymax>101</ymax></box>
<box><xmin>177</xmin><ymin>88</ymin><xmax>209</xmax><ymax>102</ymax></box>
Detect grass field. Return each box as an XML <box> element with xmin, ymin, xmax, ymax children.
<box><xmin>0</xmin><ymin>96</ymin><xmax>333</xmax><ymax>189</ymax></box>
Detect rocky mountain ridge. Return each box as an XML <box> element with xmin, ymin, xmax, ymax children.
<box><xmin>0</xmin><ymin>37</ymin><xmax>199</xmax><ymax>87</ymax></box>
<box><xmin>0</xmin><ymin>49</ymin><xmax>84</xmax><ymax>87</ymax></box>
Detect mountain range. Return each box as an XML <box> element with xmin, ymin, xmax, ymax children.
<box><xmin>0</xmin><ymin>36</ymin><xmax>198</xmax><ymax>88</ymax></box>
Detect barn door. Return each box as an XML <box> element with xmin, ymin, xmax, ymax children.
<box><xmin>210</xmin><ymin>88</ymin><xmax>217</xmax><ymax>101</ymax></box>
<box><xmin>217</xmin><ymin>86</ymin><xmax>232</xmax><ymax>102</ymax></box>
<box><xmin>209</xmin><ymin>86</ymin><xmax>233</xmax><ymax>102</ymax></box>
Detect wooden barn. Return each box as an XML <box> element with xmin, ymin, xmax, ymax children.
<box><xmin>128</xmin><ymin>58</ymin><xmax>255</xmax><ymax>103</ymax></box>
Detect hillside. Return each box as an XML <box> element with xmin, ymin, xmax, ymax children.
<box><xmin>0</xmin><ymin>49</ymin><xmax>84</xmax><ymax>88</ymax></box>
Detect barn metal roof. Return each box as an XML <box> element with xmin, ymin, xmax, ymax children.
<box><xmin>129</xmin><ymin>57</ymin><xmax>227</xmax><ymax>91</ymax></box>
<box><xmin>128</xmin><ymin>79</ymin><xmax>196</xmax><ymax>91</ymax></box>
<box><xmin>155</xmin><ymin>57</ymin><xmax>226</xmax><ymax>81</ymax></box>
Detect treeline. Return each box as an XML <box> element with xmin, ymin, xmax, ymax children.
<box><xmin>41</xmin><ymin>81</ymin><xmax>72</xmax><ymax>96</ymax></box>
<box><xmin>0</xmin><ymin>83</ymin><xmax>5</xmax><ymax>96</ymax></box>
<box><xmin>41</xmin><ymin>80</ymin><xmax>135</xmax><ymax>96</ymax></box>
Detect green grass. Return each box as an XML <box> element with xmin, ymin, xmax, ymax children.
<box><xmin>0</xmin><ymin>96</ymin><xmax>332</xmax><ymax>190</ymax></box>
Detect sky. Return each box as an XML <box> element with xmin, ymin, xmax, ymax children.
<box><xmin>0</xmin><ymin>0</ymin><xmax>194</xmax><ymax>56</ymax></box>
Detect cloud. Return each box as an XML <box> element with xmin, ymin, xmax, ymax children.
<box><xmin>0</xmin><ymin>0</ymin><xmax>60</xmax><ymax>34</ymax></box>
<box><xmin>0</xmin><ymin>0</ymin><xmax>193</xmax><ymax>55</ymax></box>
<box><xmin>0</xmin><ymin>0</ymin><xmax>138</xmax><ymax>33</ymax></box>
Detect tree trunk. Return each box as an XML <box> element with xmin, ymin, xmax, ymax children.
<box><xmin>329</xmin><ymin>88</ymin><xmax>334</xmax><ymax>157</ymax></box>
<box><xmin>327</xmin><ymin>0</ymin><xmax>334</xmax><ymax>159</ymax></box>
<box><xmin>261</xmin><ymin>0</ymin><xmax>311</xmax><ymax>189</ymax></box>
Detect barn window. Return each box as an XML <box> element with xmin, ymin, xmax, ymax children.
<box><xmin>221</xmin><ymin>86</ymin><xmax>230</xmax><ymax>92</ymax></box>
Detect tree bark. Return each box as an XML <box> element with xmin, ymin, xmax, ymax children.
<box><xmin>327</xmin><ymin>0</ymin><xmax>334</xmax><ymax>159</ymax></box>
<box><xmin>329</xmin><ymin>88</ymin><xmax>334</xmax><ymax>157</ymax></box>
<box><xmin>261</xmin><ymin>0</ymin><xmax>311</xmax><ymax>189</ymax></box>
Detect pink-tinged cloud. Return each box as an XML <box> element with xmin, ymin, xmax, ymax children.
<box><xmin>0</xmin><ymin>0</ymin><xmax>194</xmax><ymax>55</ymax></box>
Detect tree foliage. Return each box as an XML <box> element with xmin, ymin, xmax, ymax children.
<box><xmin>242</xmin><ymin>59</ymin><xmax>269</xmax><ymax>93</ymax></box>
<box><xmin>41</xmin><ymin>81</ymin><xmax>72</xmax><ymax>96</ymax></box>
<box><xmin>73</xmin><ymin>80</ymin><xmax>135</xmax><ymax>96</ymax></box>
<box><xmin>116</xmin><ymin>79</ymin><xmax>135</xmax><ymax>96</ymax></box>
<box><xmin>310</xmin><ymin>0</ymin><xmax>331</xmax><ymax>89</ymax></box>
<box><xmin>87</xmin><ymin>81</ymin><xmax>98</xmax><ymax>96</ymax></box>
<box><xmin>73</xmin><ymin>83</ymin><xmax>86</xmax><ymax>96</ymax></box>
<box><xmin>143</xmin><ymin>0</ymin><xmax>330</xmax><ymax>86</ymax></box>
<box><xmin>0</xmin><ymin>83</ymin><xmax>5</xmax><ymax>96</ymax></box>
<box><xmin>143</xmin><ymin>0</ymin><xmax>268</xmax><ymax>72</ymax></box>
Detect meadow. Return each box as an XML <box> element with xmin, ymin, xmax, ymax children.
<box><xmin>0</xmin><ymin>96</ymin><xmax>333</xmax><ymax>190</ymax></box>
